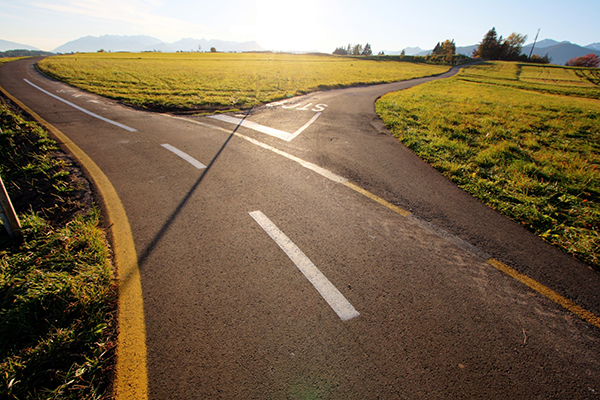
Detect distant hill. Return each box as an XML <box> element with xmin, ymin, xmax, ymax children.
<box><xmin>0</xmin><ymin>39</ymin><xmax>40</xmax><ymax>51</ymax></box>
<box><xmin>456</xmin><ymin>45</ymin><xmax>477</xmax><ymax>57</ymax></box>
<box><xmin>53</xmin><ymin>35</ymin><xmax>163</xmax><ymax>53</ymax></box>
<box><xmin>523</xmin><ymin>41</ymin><xmax>600</xmax><ymax>65</ymax></box>
<box><xmin>528</xmin><ymin>39</ymin><xmax>561</xmax><ymax>49</ymax></box>
<box><xmin>586</xmin><ymin>43</ymin><xmax>600</xmax><ymax>51</ymax></box>
<box><xmin>384</xmin><ymin>47</ymin><xmax>422</xmax><ymax>56</ymax></box>
<box><xmin>53</xmin><ymin>35</ymin><xmax>264</xmax><ymax>53</ymax></box>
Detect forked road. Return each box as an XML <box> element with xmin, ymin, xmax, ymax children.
<box><xmin>2</xmin><ymin>58</ymin><xmax>599</xmax><ymax>399</ymax></box>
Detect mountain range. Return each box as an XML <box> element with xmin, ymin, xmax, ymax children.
<box><xmin>2</xmin><ymin>35</ymin><xmax>600</xmax><ymax>66</ymax></box>
<box><xmin>51</xmin><ymin>35</ymin><xmax>263</xmax><ymax>54</ymax></box>
<box><xmin>0</xmin><ymin>39</ymin><xmax>41</xmax><ymax>52</ymax></box>
<box><xmin>399</xmin><ymin>39</ymin><xmax>600</xmax><ymax>66</ymax></box>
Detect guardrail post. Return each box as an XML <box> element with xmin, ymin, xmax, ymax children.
<box><xmin>0</xmin><ymin>175</ymin><xmax>21</xmax><ymax>239</ymax></box>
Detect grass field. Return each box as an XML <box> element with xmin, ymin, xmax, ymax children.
<box><xmin>376</xmin><ymin>61</ymin><xmax>600</xmax><ymax>270</ymax></box>
<box><xmin>0</xmin><ymin>98</ymin><xmax>114</xmax><ymax>399</ymax></box>
<box><xmin>37</xmin><ymin>52</ymin><xmax>450</xmax><ymax>112</ymax></box>
<box><xmin>0</xmin><ymin>57</ymin><xmax>25</xmax><ymax>67</ymax></box>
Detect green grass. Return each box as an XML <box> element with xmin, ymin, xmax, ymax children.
<box><xmin>0</xmin><ymin>98</ymin><xmax>115</xmax><ymax>399</ymax></box>
<box><xmin>457</xmin><ymin>62</ymin><xmax>600</xmax><ymax>99</ymax></box>
<box><xmin>0</xmin><ymin>57</ymin><xmax>26</xmax><ymax>66</ymax></box>
<box><xmin>376</xmin><ymin>61</ymin><xmax>600</xmax><ymax>270</ymax></box>
<box><xmin>37</xmin><ymin>52</ymin><xmax>450</xmax><ymax>112</ymax></box>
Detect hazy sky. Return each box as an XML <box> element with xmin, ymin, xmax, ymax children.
<box><xmin>1</xmin><ymin>0</ymin><xmax>599</xmax><ymax>52</ymax></box>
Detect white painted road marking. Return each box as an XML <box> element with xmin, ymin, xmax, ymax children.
<box><xmin>161</xmin><ymin>144</ymin><xmax>207</xmax><ymax>169</ymax></box>
<box><xmin>209</xmin><ymin>112</ymin><xmax>322</xmax><ymax>141</ymax></box>
<box><xmin>23</xmin><ymin>79</ymin><xmax>137</xmax><ymax>132</ymax></box>
<box><xmin>249</xmin><ymin>211</ymin><xmax>360</xmax><ymax>321</ymax></box>
<box><xmin>167</xmin><ymin>116</ymin><xmax>347</xmax><ymax>183</ymax></box>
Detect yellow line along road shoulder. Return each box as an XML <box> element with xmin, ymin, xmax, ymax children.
<box><xmin>0</xmin><ymin>85</ymin><xmax>149</xmax><ymax>400</ymax></box>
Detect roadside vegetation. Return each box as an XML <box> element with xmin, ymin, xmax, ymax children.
<box><xmin>376</xmin><ymin>61</ymin><xmax>600</xmax><ymax>270</ymax></box>
<box><xmin>37</xmin><ymin>52</ymin><xmax>450</xmax><ymax>112</ymax></box>
<box><xmin>0</xmin><ymin>57</ymin><xmax>25</xmax><ymax>66</ymax></box>
<box><xmin>0</xmin><ymin>96</ymin><xmax>115</xmax><ymax>399</ymax></box>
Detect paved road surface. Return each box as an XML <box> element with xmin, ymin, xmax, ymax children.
<box><xmin>1</xmin><ymin>58</ymin><xmax>599</xmax><ymax>399</ymax></box>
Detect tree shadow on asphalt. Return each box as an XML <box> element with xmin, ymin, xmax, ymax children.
<box><xmin>136</xmin><ymin>108</ymin><xmax>252</xmax><ymax>268</ymax></box>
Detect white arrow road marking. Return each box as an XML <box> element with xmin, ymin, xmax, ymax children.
<box><xmin>23</xmin><ymin>79</ymin><xmax>137</xmax><ymax>132</ymax></box>
<box><xmin>209</xmin><ymin>112</ymin><xmax>321</xmax><ymax>141</ymax></box>
<box><xmin>249</xmin><ymin>210</ymin><xmax>360</xmax><ymax>322</ymax></box>
<box><xmin>161</xmin><ymin>144</ymin><xmax>207</xmax><ymax>169</ymax></box>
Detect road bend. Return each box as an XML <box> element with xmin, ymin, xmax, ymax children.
<box><xmin>1</xmin><ymin>58</ymin><xmax>599</xmax><ymax>399</ymax></box>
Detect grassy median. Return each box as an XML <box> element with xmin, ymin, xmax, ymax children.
<box><xmin>377</xmin><ymin>61</ymin><xmax>600</xmax><ymax>270</ymax></box>
<box><xmin>0</xmin><ymin>96</ymin><xmax>115</xmax><ymax>399</ymax></box>
<box><xmin>37</xmin><ymin>52</ymin><xmax>450</xmax><ymax>112</ymax></box>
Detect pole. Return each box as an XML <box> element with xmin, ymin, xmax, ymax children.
<box><xmin>0</xmin><ymin>175</ymin><xmax>21</xmax><ymax>239</ymax></box>
<box><xmin>528</xmin><ymin>29</ymin><xmax>540</xmax><ymax>59</ymax></box>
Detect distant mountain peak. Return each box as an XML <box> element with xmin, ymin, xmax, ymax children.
<box><xmin>586</xmin><ymin>42</ymin><xmax>600</xmax><ymax>51</ymax></box>
<box><xmin>51</xmin><ymin>34</ymin><xmax>263</xmax><ymax>53</ymax></box>
<box><xmin>0</xmin><ymin>39</ymin><xmax>40</xmax><ymax>52</ymax></box>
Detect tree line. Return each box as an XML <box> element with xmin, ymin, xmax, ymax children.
<box><xmin>333</xmin><ymin>43</ymin><xmax>372</xmax><ymax>56</ymax></box>
<box><xmin>472</xmin><ymin>27</ymin><xmax>550</xmax><ymax>64</ymax></box>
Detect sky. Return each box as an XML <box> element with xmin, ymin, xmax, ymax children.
<box><xmin>1</xmin><ymin>0</ymin><xmax>599</xmax><ymax>53</ymax></box>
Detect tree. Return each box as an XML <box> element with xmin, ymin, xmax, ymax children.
<box><xmin>362</xmin><ymin>43</ymin><xmax>372</xmax><ymax>56</ymax></box>
<box><xmin>441</xmin><ymin>39</ymin><xmax>456</xmax><ymax>55</ymax></box>
<box><xmin>473</xmin><ymin>28</ymin><xmax>527</xmax><ymax>61</ymax></box>
<box><xmin>501</xmin><ymin>33</ymin><xmax>527</xmax><ymax>61</ymax></box>
<box><xmin>566</xmin><ymin>53</ymin><xmax>600</xmax><ymax>67</ymax></box>
<box><xmin>352</xmin><ymin>44</ymin><xmax>363</xmax><ymax>55</ymax></box>
<box><xmin>210</xmin><ymin>47</ymin><xmax>217</xmax><ymax>53</ymax></box>
<box><xmin>333</xmin><ymin>46</ymin><xmax>348</xmax><ymax>55</ymax></box>
<box><xmin>433</xmin><ymin>39</ymin><xmax>455</xmax><ymax>56</ymax></box>
<box><xmin>473</xmin><ymin>28</ymin><xmax>501</xmax><ymax>59</ymax></box>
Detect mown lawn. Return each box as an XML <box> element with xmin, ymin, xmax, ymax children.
<box><xmin>376</xmin><ymin>62</ymin><xmax>600</xmax><ymax>270</ymax></box>
<box><xmin>37</xmin><ymin>52</ymin><xmax>450</xmax><ymax>112</ymax></box>
<box><xmin>0</xmin><ymin>97</ymin><xmax>115</xmax><ymax>399</ymax></box>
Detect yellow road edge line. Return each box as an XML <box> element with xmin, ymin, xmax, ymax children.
<box><xmin>340</xmin><ymin>178</ymin><xmax>599</xmax><ymax>329</ymax></box>
<box><xmin>0</xmin><ymin>85</ymin><xmax>149</xmax><ymax>399</ymax></box>
<box><xmin>487</xmin><ymin>258</ymin><xmax>600</xmax><ymax>329</ymax></box>
<box><xmin>342</xmin><ymin>181</ymin><xmax>412</xmax><ymax>217</ymax></box>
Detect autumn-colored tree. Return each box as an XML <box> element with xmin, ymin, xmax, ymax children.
<box><xmin>501</xmin><ymin>33</ymin><xmax>527</xmax><ymax>61</ymax></box>
<box><xmin>473</xmin><ymin>28</ymin><xmax>527</xmax><ymax>61</ymax></box>
<box><xmin>432</xmin><ymin>40</ymin><xmax>455</xmax><ymax>56</ymax></box>
<box><xmin>566</xmin><ymin>53</ymin><xmax>600</xmax><ymax>68</ymax></box>
<box><xmin>442</xmin><ymin>39</ymin><xmax>456</xmax><ymax>55</ymax></box>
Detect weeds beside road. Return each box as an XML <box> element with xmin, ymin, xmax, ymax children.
<box><xmin>377</xmin><ymin>61</ymin><xmax>600</xmax><ymax>270</ymax></box>
<box><xmin>0</xmin><ymin>95</ymin><xmax>115</xmax><ymax>399</ymax></box>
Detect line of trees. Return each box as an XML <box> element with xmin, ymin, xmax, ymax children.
<box><xmin>472</xmin><ymin>27</ymin><xmax>550</xmax><ymax>64</ymax></box>
<box><xmin>333</xmin><ymin>43</ymin><xmax>372</xmax><ymax>56</ymax></box>
<box><xmin>472</xmin><ymin>28</ymin><xmax>528</xmax><ymax>61</ymax></box>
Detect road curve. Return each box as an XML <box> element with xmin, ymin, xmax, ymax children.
<box><xmin>1</xmin><ymin>58</ymin><xmax>599</xmax><ymax>399</ymax></box>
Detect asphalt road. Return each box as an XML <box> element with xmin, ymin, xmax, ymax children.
<box><xmin>1</xmin><ymin>58</ymin><xmax>599</xmax><ymax>399</ymax></box>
